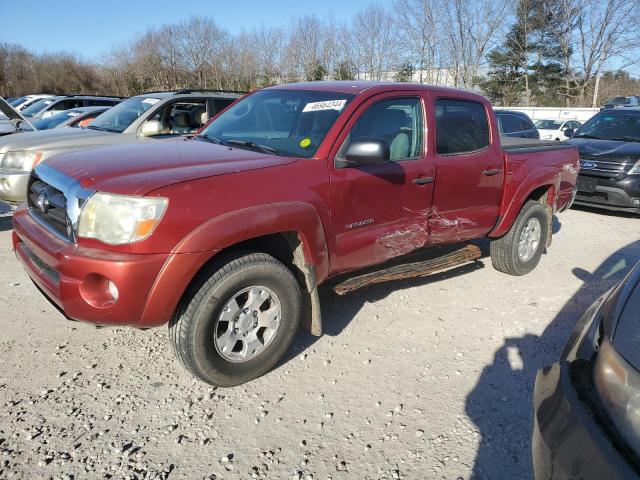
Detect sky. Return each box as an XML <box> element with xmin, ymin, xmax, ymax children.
<box><xmin>0</xmin><ymin>0</ymin><xmax>376</xmax><ymax>59</ymax></box>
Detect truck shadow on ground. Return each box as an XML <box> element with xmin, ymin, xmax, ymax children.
<box><xmin>465</xmin><ymin>239</ymin><xmax>640</xmax><ymax>479</ymax></box>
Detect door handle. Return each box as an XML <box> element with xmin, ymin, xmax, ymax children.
<box><xmin>413</xmin><ymin>176</ymin><xmax>434</xmax><ymax>185</ymax></box>
<box><xmin>482</xmin><ymin>169</ymin><xmax>501</xmax><ymax>176</ymax></box>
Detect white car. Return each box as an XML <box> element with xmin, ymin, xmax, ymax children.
<box><xmin>9</xmin><ymin>94</ymin><xmax>53</xmax><ymax>111</ymax></box>
<box><xmin>534</xmin><ymin>119</ymin><xmax>582</xmax><ymax>141</ymax></box>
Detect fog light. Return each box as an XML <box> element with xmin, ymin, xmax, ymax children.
<box><xmin>632</xmin><ymin>198</ymin><xmax>640</xmax><ymax>206</ymax></box>
<box><xmin>108</xmin><ymin>280</ymin><xmax>119</xmax><ymax>301</ymax></box>
<box><xmin>0</xmin><ymin>178</ymin><xmax>9</xmax><ymax>192</ymax></box>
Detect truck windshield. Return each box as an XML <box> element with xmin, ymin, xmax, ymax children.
<box><xmin>574</xmin><ymin>110</ymin><xmax>640</xmax><ymax>141</ymax></box>
<box><xmin>200</xmin><ymin>90</ymin><xmax>355</xmax><ymax>158</ymax></box>
<box><xmin>88</xmin><ymin>96</ymin><xmax>160</xmax><ymax>133</ymax></box>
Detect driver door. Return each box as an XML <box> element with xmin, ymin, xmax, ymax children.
<box><xmin>328</xmin><ymin>92</ymin><xmax>435</xmax><ymax>273</ymax></box>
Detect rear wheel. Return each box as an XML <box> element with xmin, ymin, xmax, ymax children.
<box><xmin>169</xmin><ymin>252</ymin><xmax>302</xmax><ymax>387</ymax></box>
<box><xmin>490</xmin><ymin>200</ymin><xmax>549</xmax><ymax>276</ymax></box>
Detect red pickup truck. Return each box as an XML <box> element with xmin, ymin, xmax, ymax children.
<box><xmin>12</xmin><ymin>82</ymin><xmax>579</xmax><ymax>386</ymax></box>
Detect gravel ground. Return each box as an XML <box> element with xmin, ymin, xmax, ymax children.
<box><xmin>0</xmin><ymin>203</ymin><xmax>638</xmax><ymax>480</ymax></box>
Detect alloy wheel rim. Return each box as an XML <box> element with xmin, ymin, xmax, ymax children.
<box><xmin>517</xmin><ymin>217</ymin><xmax>542</xmax><ymax>262</ymax></box>
<box><xmin>214</xmin><ymin>286</ymin><xmax>281</xmax><ymax>363</ymax></box>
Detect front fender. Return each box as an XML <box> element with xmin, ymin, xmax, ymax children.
<box><xmin>173</xmin><ymin>201</ymin><xmax>329</xmax><ymax>279</ymax></box>
<box><xmin>137</xmin><ymin>201</ymin><xmax>329</xmax><ymax>328</ymax></box>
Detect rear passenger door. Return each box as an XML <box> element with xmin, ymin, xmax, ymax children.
<box><xmin>429</xmin><ymin>98</ymin><xmax>504</xmax><ymax>242</ymax></box>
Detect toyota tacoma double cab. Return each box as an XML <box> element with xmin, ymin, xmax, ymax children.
<box><xmin>12</xmin><ymin>81</ymin><xmax>579</xmax><ymax>386</ymax></box>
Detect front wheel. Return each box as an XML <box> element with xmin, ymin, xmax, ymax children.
<box><xmin>169</xmin><ymin>252</ymin><xmax>302</xmax><ymax>387</ymax></box>
<box><xmin>490</xmin><ymin>200</ymin><xmax>549</xmax><ymax>276</ymax></box>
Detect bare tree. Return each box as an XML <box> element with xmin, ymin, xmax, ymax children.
<box><xmin>570</xmin><ymin>0</ymin><xmax>640</xmax><ymax>106</ymax></box>
<box><xmin>393</xmin><ymin>0</ymin><xmax>444</xmax><ymax>84</ymax></box>
<box><xmin>443</xmin><ymin>0</ymin><xmax>510</xmax><ymax>89</ymax></box>
<box><xmin>352</xmin><ymin>5</ymin><xmax>399</xmax><ymax>80</ymax></box>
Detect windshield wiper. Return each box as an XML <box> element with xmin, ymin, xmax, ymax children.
<box><xmin>607</xmin><ymin>136</ymin><xmax>640</xmax><ymax>143</ymax></box>
<box><xmin>573</xmin><ymin>133</ymin><xmax>601</xmax><ymax>139</ymax></box>
<box><xmin>195</xmin><ymin>134</ymin><xmax>225</xmax><ymax>145</ymax></box>
<box><xmin>225</xmin><ymin>139</ymin><xmax>277</xmax><ymax>155</ymax></box>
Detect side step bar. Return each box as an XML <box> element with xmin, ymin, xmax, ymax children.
<box><xmin>333</xmin><ymin>244</ymin><xmax>482</xmax><ymax>295</ymax></box>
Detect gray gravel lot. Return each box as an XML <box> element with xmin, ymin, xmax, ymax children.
<box><xmin>0</xmin><ymin>204</ymin><xmax>638</xmax><ymax>480</ymax></box>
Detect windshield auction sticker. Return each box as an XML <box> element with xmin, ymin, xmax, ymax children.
<box><xmin>142</xmin><ymin>98</ymin><xmax>160</xmax><ymax>105</ymax></box>
<box><xmin>302</xmin><ymin>100</ymin><xmax>347</xmax><ymax>113</ymax></box>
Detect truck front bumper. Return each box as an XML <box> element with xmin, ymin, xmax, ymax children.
<box><xmin>12</xmin><ymin>205</ymin><xmax>174</xmax><ymax>327</ymax></box>
<box><xmin>0</xmin><ymin>169</ymin><xmax>30</xmax><ymax>203</ymax></box>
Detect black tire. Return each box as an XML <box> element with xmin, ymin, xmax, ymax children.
<box><xmin>169</xmin><ymin>251</ymin><xmax>302</xmax><ymax>387</ymax></box>
<box><xmin>490</xmin><ymin>200</ymin><xmax>549</xmax><ymax>276</ymax></box>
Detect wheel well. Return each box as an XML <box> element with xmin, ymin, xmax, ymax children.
<box><xmin>525</xmin><ymin>185</ymin><xmax>554</xmax><ymax>247</ymax></box>
<box><xmin>174</xmin><ymin>232</ymin><xmax>323</xmax><ymax>335</ymax></box>
<box><xmin>527</xmin><ymin>185</ymin><xmax>553</xmax><ymax>205</ymax></box>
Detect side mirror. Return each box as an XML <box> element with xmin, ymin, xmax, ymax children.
<box><xmin>140</xmin><ymin>120</ymin><xmax>163</xmax><ymax>137</ymax></box>
<box><xmin>337</xmin><ymin>138</ymin><xmax>390</xmax><ymax>168</ymax></box>
<box><xmin>563</xmin><ymin>128</ymin><xmax>574</xmax><ymax>138</ymax></box>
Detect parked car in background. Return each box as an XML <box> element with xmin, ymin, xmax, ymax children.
<box><xmin>535</xmin><ymin>119</ymin><xmax>582</xmax><ymax>141</ymax></box>
<box><xmin>0</xmin><ymin>89</ymin><xmax>241</xmax><ymax>203</ymax></box>
<box><xmin>0</xmin><ymin>95</ymin><xmax>122</xmax><ymax>133</ymax></box>
<box><xmin>12</xmin><ymin>81</ymin><xmax>578</xmax><ymax>386</ymax></box>
<box><xmin>533</xmin><ymin>261</ymin><xmax>640</xmax><ymax>479</ymax></box>
<box><xmin>569</xmin><ymin>108</ymin><xmax>640</xmax><ymax>214</ymax></box>
<box><xmin>496</xmin><ymin>110</ymin><xmax>540</xmax><ymax>139</ymax></box>
<box><xmin>601</xmin><ymin>96</ymin><xmax>640</xmax><ymax>110</ymax></box>
<box><xmin>0</xmin><ymin>94</ymin><xmax>53</xmax><ymax>117</ymax></box>
<box><xmin>31</xmin><ymin>106</ymin><xmax>109</xmax><ymax>131</ymax></box>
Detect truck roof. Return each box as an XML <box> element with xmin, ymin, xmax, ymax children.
<box><xmin>266</xmin><ymin>81</ymin><xmax>488</xmax><ymax>101</ymax></box>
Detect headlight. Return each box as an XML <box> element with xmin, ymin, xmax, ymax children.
<box><xmin>0</xmin><ymin>151</ymin><xmax>42</xmax><ymax>171</ymax></box>
<box><xmin>629</xmin><ymin>160</ymin><xmax>640</xmax><ymax>175</ymax></box>
<box><xmin>593</xmin><ymin>339</ymin><xmax>640</xmax><ymax>450</ymax></box>
<box><xmin>77</xmin><ymin>193</ymin><xmax>168</xmax><ymax>245</ymax></box>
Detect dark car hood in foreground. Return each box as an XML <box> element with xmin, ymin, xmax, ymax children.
<box><xmin>604</xmin><ymin>261</ymin><xmax>640</xmax><ymax>370</ymax></box>
<box><xmin>569</xmin><ymin>137</ymin><xmax>640</xmax><ymax>162</ymax></box>
<box><xmin>44</xmin><ymin>138</ymin><xmax>298</xmax><ymax>196</ymax></box>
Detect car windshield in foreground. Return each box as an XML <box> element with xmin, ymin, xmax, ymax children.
<box><xmin>33</xmin><ymin>110</ymin><xmax>79</xmax><ymax>130</ymax></box>
<box><xmin>20</xmin><ymin>98</ymin><xmax>55</xmax><ymax>117</ymax></box>
<box><xmin>574</xmin><ymin>110</ymin><xmax>640</xmax><ymax>141</ymax></box>
<box><xmin>88</xmin><ymin>96</ymin><xmax>160</xmax><ymax>133</ymax></box>
<box><xmin>200</xmin><ymin>90</ymin><xmax>355</xmax><ymax>158</ymax></box>
<box><xmin>535</xmin><ymin>120</ymin><xmax>563</xmax><ymax>129</ymax></box>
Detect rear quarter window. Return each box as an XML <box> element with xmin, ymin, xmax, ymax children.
<box><xmin>435</xmin><ymin>99</ymin><xmax>490</xmax><ymax>154</ymax></box>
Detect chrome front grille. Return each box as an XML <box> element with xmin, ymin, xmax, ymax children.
<box><xmin>27</xmin><ymin>174</ymin><xmax>72</xmax><ymax>240</ymax></box>
<box><xmin>27</xmin><ymin>164</ymin><xmax>95</xmax><ymax>243</ymax></box>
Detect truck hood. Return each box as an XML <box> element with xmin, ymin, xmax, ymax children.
<box><xmin>0</xmin><ymin>127</ymin><xmax>114</xmax><ymax>154</ymax></box>
<box><xmin>44</xmin><ymin>138</ymin><xmax>299</xmax><ymax>195</ymax></box>
<box><xmin>569</xmin><ymin>137</ymin><xmax>640</xmax><ymax>162</ymax></box>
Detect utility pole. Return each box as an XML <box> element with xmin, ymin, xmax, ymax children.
<box><xmin>592</xmin><ymin>74</ymin><xmax>601</xmax><ymax>108</ymax></box>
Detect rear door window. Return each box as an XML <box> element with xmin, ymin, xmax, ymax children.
<box><xmin>435</xmin><ymin>99</ymin><xmax>490</xmax><ymax>154</ymax></box>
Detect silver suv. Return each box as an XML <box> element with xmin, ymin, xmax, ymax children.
<box><xmin>0</xmin><ymin>90</ymin><xmax>241</xmax><ymax>202</ymax></box>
